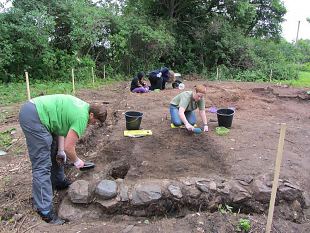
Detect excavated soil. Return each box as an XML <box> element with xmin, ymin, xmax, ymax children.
<box><xmin>0</xmin><ymin>80</ymin><xmax>309</xmax><ymax>232</ymax></box>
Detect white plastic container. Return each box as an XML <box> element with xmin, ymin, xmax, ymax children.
<box><xmin>178</xmin><ymin>83</ymin><xmax>185</xmax><ymax>90</ymax></box>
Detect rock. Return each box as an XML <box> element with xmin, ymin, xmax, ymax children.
<box><xmin>290</xmin><ymin>200</ymin><xmax>303</xmax><ymax>223</ymax></box>
<box><xmin>183</xmin><ymin>186</ymin><xmax>201</xmax><ymax>198</ymax></box>
<box><xmin>236</xmin><ymin>175</ymin><xmax>253</xmax><ymax>186</ymax></box>
<box><xmin>252</xmin><ymin>179</ymin><xmax>271</xmax><ymax>203</ymax></box>
<box><xmin>68</xmin><ymin>180</ymin><xmax>91</xmax><ymax>204</ymax></box>
<box><xmin>195</xmin><ymin>180</ymin><xmax>216</xmax><ymax>192</ymax></box>
<box><xmin>119</xmin><ymin>183</ymin><xmax>129</xmax><ymax>202</ymax></box>
<box><xmin>196</xmin><ymin>180</ymin><xmax>209</xmax><ymax>192</ymax></box>
<box><xmin>96</xmin><ymin>198</ymin><xmax>119</xmax><ymax>210</ymax></box>
<box><xmin>59</xmin><ymin>196</ymin><xmax>101</xmax><ymax>221</ymax></box>
<box><xmin>168</xmin><ymin>185</ymin><xmax>182</xmax><ymax>199</ymax></box>
<box><xmin>291</xmin><ymin>200</ymin><xmax>302</xmax><ymax>211</ymax></box>
<box><xmin>115</xmin><ymin>178</ymin><xmax>124</xmax><ymax>184</ymax></box>
<box><xmin>282</xmin><ymin>181</ymin><xmax>301</xmax><ymax>190</ymax></box>
<box><xmin>96</xmin><ymin>180</ymin><xmax>118</xmax><ymax>199</ymax></box>
<box><xmin>209</xmin><ymin>181</ymin><xmax>217</xmax><ymax>191</ymax></box>
<box><xmin>278</xmin><ymin>184</ymin><xmax>302</xmax><ymax>202</ymax></box>
<box><xmin>180</xmin><ymin>177</ymin><xmax>209</xmax><ymax>186</ymax></box>
<box><xmin>230</xmin><ymin>182</ymin><xmax>252</xmax><ymax>203</ymax></box>
<box><xmin>232</xmin><ymin>191</ymin><xmax>251</xmax><ymax>203</ymax></box>
<box><xmin>217</xmin><ymin>182</ymin><xmax>230</xmax><ymax>195</ymax></box>
<box><xmin>131</xmin><ymin>184</ymin><xmax>162</xmax><ymax>206</ymax></box>
<box><xmin>303</xmin><ymin>192</ymin><xmax>310</xmax><ymax>208</ymax></box>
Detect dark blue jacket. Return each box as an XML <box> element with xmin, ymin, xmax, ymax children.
<box><xmin>148</xmin><ymin>67</ymin><xmax>170</xmax><ymax>81</ymax></box>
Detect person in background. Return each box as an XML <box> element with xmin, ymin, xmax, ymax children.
<box><xmin>169</xmin><ymin>84</ymin><xmax>208</xmax><ymax>132</ymax></box>
<box><xmin>148</xmin><ymin>67</ymin><xmax>175</xmax><ymax>90</ymax></box>
<box><xmin>130</xmin><ymin>72</ymin><xmax>149</xmax><ymax>93</ymax></box>
<box><xmin>19</xmin><ymin>94</ymin><xmax>107</xmax><ymax>224</ymax></box>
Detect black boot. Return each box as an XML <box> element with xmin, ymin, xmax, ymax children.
<box><xmin>38</xmin><ymin>210</ymin><xmax>65</xmax><ymax>225</ymax></box>
<box><xmin>55</xmin><ymin>179</ymin><xmax>72</xmax><ymax>191</ymax></box>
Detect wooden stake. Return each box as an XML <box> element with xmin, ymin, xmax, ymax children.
<box><xmin>216</xmin><ymin>67</ymin><xmax>219</xmax><ymax>81</ymax></box>
<box><xmin>295</xmin><ymin>20</ymin><xmax>300</xmax><ymax>44</ymax></box>
<box><xmin>71</xmin><ymin>68</ymin><xmax>75</xmax><ymax>95</ymax></box>
<box><xmin>25</xmin><ymin>72</ymin><xmax>31</xmax><ymax>100</ymax></box>
<box><xmin>103</xmin><ymin>65</ymin><xmax>106</xmax><ymax>79</ymax></box>
<box><xmin>265</xmin><ymin>123</ymin><xmax>287</xmax><ymax>233</ymax></box>
<box><xmin>91</xmin><ymin>67</ymin><xmax>95</xmax><ymax>86</ymax></box>
<box><xmin>269</xmin><ymin>69</ymin><xmax>273</xmax><ymax>82</ymax></box>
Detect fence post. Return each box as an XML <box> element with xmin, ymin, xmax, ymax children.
<box><xmin>25</xmin><ymin>71</ymin><xmax>31</xmax><ymax>100</ymax></box>
<box><xmin>92</xmin><ymin>67</ymin><xmax>95</xmax><ymax>86</ymax></box>
<box><xmin>71</xmin><ymin>68</ymin><xmax>75</xmax><ymax>95</ymax></box>
<box><xmin>104</xmin><ymin>65</ymin><xmax>106</xmax><ymax>79</ymax></box>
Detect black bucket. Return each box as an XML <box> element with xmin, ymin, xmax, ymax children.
<box><xmin>125</xmin><ymin>111</ymin><xmax>143</xmax><ymax>130</ymax></box>
<box><xmin>217</xmin><ymin>108</ymin><xmax>235</xmax><ymax>128</ymax></box>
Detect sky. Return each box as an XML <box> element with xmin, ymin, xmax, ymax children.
<box><xmin>1</xmin><ymin>0</ymin><xmax>309</xmax><ymax>42</ymax></box>
<box><xmin>281</xmin><ymin>0</ymin><xmax>310</xmax><ymax>42</ymax></box>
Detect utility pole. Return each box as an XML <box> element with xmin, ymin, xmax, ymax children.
<box><xmin>295</xmin><ymin>20</ymin><xmax>300</xmax><ymax>44</ymax></box>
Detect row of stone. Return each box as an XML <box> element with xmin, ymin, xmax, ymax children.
<box><xmin>60</xmin><ymin>174</ymin><xmax>308</xmax><ymax>221</ymax></box>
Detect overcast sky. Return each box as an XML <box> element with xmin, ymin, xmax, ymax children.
<box><xmin>281</xmin><ymin>0</ymin><xmax>310</xmax><ymax>42</ymax></box>
<box><xmin>1</xmin><ymin>0</ymin><xmax>309</xmax><ymax>42</ymax></box>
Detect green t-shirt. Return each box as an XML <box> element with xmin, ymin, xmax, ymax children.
<box><xmin>32</xmin><ymin>94</ymin><xmax>89</xmax><ymax>138</ymax></box>
<box><xmin>170</xmin><ymin>91</ymin><xmax>205</xmax><ymax>111</ymax></box>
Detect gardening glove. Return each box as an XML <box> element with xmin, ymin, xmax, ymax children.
<box><xmin>74</xmin><ymin>158</ymin><xmax>85</xmax><ymax>169</ymax></box>
<box><xmin>203</xmin><ymin>125</ymin><xmax>209</xmax><ymax>132</ymax></box>
<box><xmin>56</xmin><ymin>150</ymin><xmax>67</xmax><ymax>166</ymax></box>
<box><xmin>185</xmin><ymin>123</ymin><xmax>194</xmax><ymax>131</ymax></box>
<box><xmin>156</xmin><ymin>72</ymin><xmax>162</xmax><ymax>78</ymax></box>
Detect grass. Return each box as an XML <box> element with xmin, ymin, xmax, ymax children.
<box><xmin>1</xmin><ymin>71</ymin><xmax>309</xmax><ymax>106</ymax></box>
<box><xmin>0</xmin><ymin>78</ymin><xmax>118</xmax><ymax>106</ymax></box>
<box><xmin>281</xmin><ymin>71</ymin><xmax>310</xmax><ymax>88</ymax></box>
<box><xmin>0</xmin><ymin>128</ymin><xmax>15</xmax><ymax>150</ymax></box>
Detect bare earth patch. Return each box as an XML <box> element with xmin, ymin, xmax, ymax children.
<box><xmin>0</xmin><ymin>80</ymin><xmax>309</xmax><ymax>232</ymax></box>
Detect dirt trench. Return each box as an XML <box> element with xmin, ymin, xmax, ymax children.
<box><xmin>0</xmin><ymin>80</ymin><xmax>310</xmax><ymax>233</ymax></box>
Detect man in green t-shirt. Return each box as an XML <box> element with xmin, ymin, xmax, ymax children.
<box><xmin>19</xmin><ymin>94</ymin><xmax>107</xmax><ymax>224</ymax></box>
<box><xmin>170</xmin><ymin>84</ymin><xmax>209</xmax><ymax>132</ymax></box>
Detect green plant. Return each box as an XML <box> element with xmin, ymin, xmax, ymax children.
<box><xmin>0</xmin><ymin>128</ymin><xmax>15</xmax><ymax>149</ymax></box>
<box><xmin>237</xmin><ymin>218</ymin><xmax>251</xmax><ymax>232</ymax></box>
<box><xmin>281</xmin><ymin>71</ymin><xmax>310</xmax><ymax>87</ymax></box>
<box><xmin>218</xmin><ymin>204</ymin><xmax>233</xmax><ymax>214</ymax></box>
<box><xmin>301</xmin><ymin>62</ymin><xmax>310</xmax><ymax>72</ymax></box>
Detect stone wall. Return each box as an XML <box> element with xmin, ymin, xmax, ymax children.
<box><xmin>59</xmin><ymin>174</ymin><xmax>308</xmax><ymax>223</ymax></box>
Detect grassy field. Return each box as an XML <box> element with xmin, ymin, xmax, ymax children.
<box><xmin>1</xmin><ymin>72</ymin><xmax>309</xmax><ymax>106</ymax></box>
<box><xmin>0</xmin><ymin>78</ymin><xmax>117</xmax><ymax>106</ymax></box>
<box><xmin>282</xmin><ymin>71</ymin><xmax>310</xmax><ymax>88</ymax></box>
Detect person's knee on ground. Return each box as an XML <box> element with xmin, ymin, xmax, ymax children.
<box><xmin>185</xmin><ymin>111</ymin><xmax>197</xmax><ymax>125</ymax></box>
<box><xmin>172</xmin><ymin>120</ymin><xmax>183</xmax><ymax>126</ymax></box>
<box><xmin>187</xmin><ymin>118</ymin><xmax>197</xmax><ymax>126</ymax></box>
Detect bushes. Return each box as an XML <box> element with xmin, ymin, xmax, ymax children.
<box><xmin>301</xmin><ymin>62</ymin><xmax>310</xmax><ymax>72</ymax></box>
<box><xmin>0</xmin><ymin>0</ymin><xmax>307</xmax><ymax>84</ymax></box>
